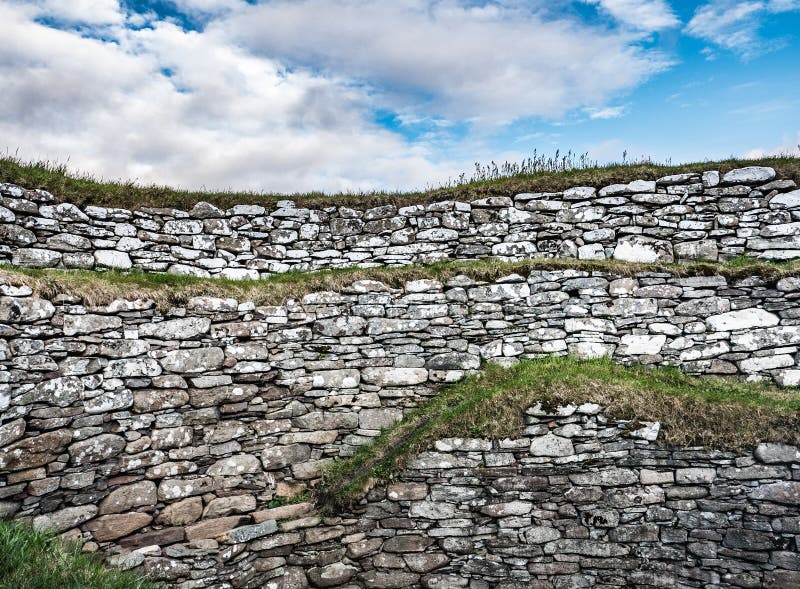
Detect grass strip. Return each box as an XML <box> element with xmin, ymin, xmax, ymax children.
<box><xmin>320</xmin><ymin>357</ymin><xmax>800</xmax><ymax>507</ymax></box>
<box><xmin>2</xmin><ymin>256</ymin><xmax>799</xmax><ymax>309</ymax></box>
<box><xmin>2</xmin><ymin>155</ymin><xmax>798</xmax><ymax>211</ymax></box>
<box><xmin>0</xmin><ymin>519</ymin><xmax>160</xmax><ymax>589</ymax></box>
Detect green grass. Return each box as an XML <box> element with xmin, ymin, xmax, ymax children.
<box><xmin>0</xmin><ymin>520</ymin><xmax>159</xmax><ymax>589</ymax></box>
<box><xmin>1</xmin><ymin>154</ymin><xmax>798</xmax><ymax>211</ymax></box>
<box><xmin>2</xmin><ymin>256</ymin><xmax>799</xmax><ymax>309</ymax></box>
<box><xmin>320</xmin><ymin>356</ymin><xmax>800</xmax><ymax>507</ymax></box>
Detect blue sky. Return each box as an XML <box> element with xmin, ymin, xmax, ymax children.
<box><xmin>1</xmin><ymin>1</ymin><xmax>799</xmax><ymax>193</ymax></box>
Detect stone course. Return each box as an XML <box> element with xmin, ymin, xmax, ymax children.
<box><xmin>2</xmin><ymin>166</ymin><xmax>800</xmax><ymax>278</ymax></box>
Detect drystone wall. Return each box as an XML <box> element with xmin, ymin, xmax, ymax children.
<box><xmin>321</xmin><ymin>408</ymin><xmax>800</xmax><ymax>589</ymax></box>
<box><xmin>1</xmin><ymin>266</ymin><xmax>800</xmax><ymax>587</ymax></box>
<box><xmin>1</xmin><ymin>166</ymin><xmax>800</xmax><ymax>279</ymax></box>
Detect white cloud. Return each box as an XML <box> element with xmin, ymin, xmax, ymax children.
<box><xmin>583</xmin><ymin>0</ymin><xmax>679</xmax><ymax>31</ymax></box>
<box><xmin>686</xmin><ymin>0</ymin><xmax>800</xmax><ymax>59</ymax></box>
<box><xmin>0</xmin><ymin>2</ymin><xmax>463</xmax><ymax>192</ymax></box>
<box><xmin>743</xmin><ymin>131</ymin><xmax>800</xmax><ymax>158</ymax></box>
<box><xmin>585</xmin><ymin>105</ymin><xmax>628</xmax><ymax>119</ymax></box>
<box><xmin>10</xmin><ymin>0</ymin><xmax>124</xmax><ymax>25</ymax></box>
<box><xmin>218</xmin><ymin>0</ymin><xmax>671</xmax><ymax>124</ymax></box>
<box><xmin>0</xmin><ymin>1</ymin><xmax>674</xmax><ymax>192</ymax></box>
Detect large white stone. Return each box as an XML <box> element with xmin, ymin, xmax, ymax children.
<box><xmin>33</xmin><ymin>505</ymin><xmax>98</xmax><ymax>533</ymax></box>
<box><xmin>568</xmin><ymin>342</ymin><xmax>614</xmax><ymax>359</ymax></box>
<box><xmin>160</xmin><ymin>347</ymin><xmax>224</xmax><ymax>373</ymax></box>
<box><xmin>706</xmin><ymin>308</ymin><xmax>779</xmax><ymax>332</ymax></box>
<box><xmin>618</xmin><ymin>334</ymin><xmax>667</xmax><ymax>355</ymax></box>
<box><xmin>731</xmin><ymin>326</ymin><xmax>800</xmax><ymax>351</ymax></box>
<box><xmin>361</xmin><ymin>367</ymin><xmax>429</xmax><ymax>387</ymax></box>
<box><xmin>312</xmin><ymin>369</ymin><xmax>360</xmax><ymax>389</ymax></box>
<box><xmin>139</xmin><ymin>317</ymin><xmax>211</xmax><ymax>340</ymax></box>
<box><xmin>63</xmin><ymin>314</ymin><xmax>122</xmax><ymax>335</ymax></box>
<box><xmin>95</xmin><ymin>250</ymin><xmax>132</xmax><ymax>269</ymax></box>
<box><xmin>613</xmin><ymin>236</ymin><xmax>673</xmax><ymax>263</ymax></box>
<box><xmin>722</xmin><ymin>166</ymin><xmax>775</xmax><ymax>184</ymax></box>
<box><xmin>565</xmin><ymin>318</ymin><xmax>617</xmax><ymax>334</ymax></box>
<box><xmin>530</xmin><ymin>433</ymin><xmax>574</xmax><ymax>457</ymax></box>
<box><xmin>770</xmin><ymin>189</ymin><xmax>800</xmax><ymax>209</ymax></box>
<box><xmin>12</xmin><ymin>248</ymin><xmax>61</xmax><ymax>268</ymax></box>
<box><xmin>739</xmin><ymin>355</ymin><xmax>794</xmax><ymax>373</ymax></box>
<box><xmin>409</xmin><ymin>501</ymin><xmax>456</xmax><ymax>519</ymax></box>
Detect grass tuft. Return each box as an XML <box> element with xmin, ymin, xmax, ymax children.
<box><xmin>320</xmin><ymin>357</ymin><xmax>800</xmax><ymax>507</ymax></box>
<box><xmin>0</xmin><ymin>519</ymin><xmax>159</xmax><ymax>589</ymax></box>
<box><xmin>1</xmin><ymin>154</ymin><xmax>798</xmax><ymax>211</ymax></box>
<box><xmin>2</xmin><ymin>256</ymin><xmax>799</xmax><ymax>309</ymax></box>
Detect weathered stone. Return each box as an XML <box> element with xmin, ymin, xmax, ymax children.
<box><xmin>755</xmin><ymin>442</ymin><xmax>800</xmax><ymax>464</ymax></box>
<box><xmin>207</xmin><ymin>454</ymin><xmax>262</xmax><ymax>476</ymax></box>
<box><xmin>18</xmin><ymin>376</ymin><xmax>83</xmax><ymax>407</ymax></box>
<box><xmin>204</xmin><ymin>494</ymin><xmax>257</xmax><ymax>518</ymax></box>
<box><xmin>139</xmin><ymin>317</ymin><xmax>211</xmax><ymax>339</ymax></box>
<box><xmin>359</xmin><ymin>571</ymin><xmax>420</xmax><ymax>589</ymax></box>
<box><xmin>722</xmin><ymin>166</ymin><xmax>775</xmax><ymax>184</ymax></box>
<box><xmin>141</xmin><ymin>557</ymin><xmax>190</xmax><ymax>581</ymax></box>
<box><xmin>481</xmin><ymin>501</ymin><xmax>532</xmax><ymax>517</ymax></box>
<box><xmin>157</xmin><ymin>497</ymin><xmax>204</xmax><ymax>526</ymax></box>
<box><xmin>95</xmin><ymin>250</ymin><xmax>132</xmax><ymax>269</ymax></box>
<box><xmin>226</xmin><ymin>520</ymin><xmax>278</xmax><ymax>543</ymax></box>
<box><xmin>426</xmin><ymin>353</ymin><xmax>480</xmax><ymax>370</ymax></box>
<box><xmin>311</xmin><ymin>369</ymin><xmax>360</xmax><ymax>389</ymax></box>
<box><xmin>613</xmin><ymin>236</ymin><xmax>673</xmax><ymax>263</ymax></box>
<box><xmin>674</xmin><ymin>239</ymin><xmax>718</xmax><ymax>261</ymax></box>
<box><xmin>409</xmin><ymin>501</ymin><xmax>456</xmax><ymax>519</ymax></box>
<box><xmin>750</xmin><ymin>481</ymin><xmax>800</xmax><ymax>505</ymax></box>
<box><xmin>160</xmin><ymin>347</ymin><xmax>224</xmax><ymax>373</ymax></box>
<box><xmin>706</xmin><ymin>308</ymin><xmax>779</xmax><ymax>332</ymax></box>
<box><xmin>617</xmin><ymin>334</ymin><xmax>666</xmax><ymax>355</ymax></box>
<box><xmin>32</xmin><ymin>505</ymin><xmax>98</xmax><ymax>533</ymax></box>
<box><xmin>261</xmin><ymin>444</ymin><xmax>311</xmax><ymax>469</ymax></box>
<box><xmin>0</xmin><ymin>296</ymin><xmax>55</xmax><ymax>322</ymax></box>
<box><xmin>569</xmin><ymin>468</ymin><xmax>638</xmax><ymax>486</ymax></box>
<box><xmin>361</xmin><ymin>367</ymin><xmax>429</xmax><ymax>386</ymax></box>
<box><xmin>84</xmin><ymin>388</ymin><xmax>133</xmax><ymax>414</ymax></box>
<box><xmin>69</xmin><ymin>434</ymin><xmax>126</xmax><ymax>465</ymax></box>
<box><xmin>133</xmin><ymin>389</ymin><xmax>189</xmax><ymax>412</ymax></box>
<box><xmin>377</xmin><ymin>535</ymin><xmax>432</xmax><ymax>554</ymax></box>
<box><xmin>0</xmin><ymin>419</ymin><xmax>25</xmax><ymax>447</ymax></box>
<box><xmin>104</xmin><ymin>357</ymin><xmax>162</xmax><ymax>378</ymax></box>
<box><xmin>307</xmin><ymin>562</ymin><xmax>358</xmax><ymax>587</ymax></box>
<box><xmin>99</xmin><ymin>481</ymin><xmax>157</xmax><ymax>514</ymax></box>
<box><xmin>85</xmin><ymin>512</ymin><xmax>153</xmax><ymax>542</ymax></box>
<box><xmin>315</xmin><ymin>316</ymin><xmax>367</xmax><ymax>337</ymax></box>
<box><xmin>12</xmin><ymin>248</ymin><xmax>61</xmax><ymax>268</ymax></box>
<box><xmin>530</xmin><ymin>434</ymin><xmax>574</xmax><ymax>457</ymax></box>
<box><xmin>63</xmin><ymin>314</ymin><xmax>122</xmax><ymax>335</ymax></box>
<box><xmin>185</xmin><ymin>516</ymin><xmax>246</xmax><ymax>540</ymax></box>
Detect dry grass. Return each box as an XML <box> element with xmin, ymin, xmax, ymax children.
<box><xmin>320</xmin><ymin>357</ymin><xmax>800</xmax><ymax>506</ymax></box>
<box><xmin>2</xmin><ymin>155</ymin><xmax>799</xmax><ymax>211</ymax></box>
<box><xmin>2</xmin><ymin>257</ymin><xmax>799</xmax><ymax>310</ymax></box>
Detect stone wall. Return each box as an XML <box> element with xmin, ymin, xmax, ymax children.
<box><xmin>2</xmin><ymin>166</ymin><xmax>800</xmax><ymax>279</ymax></box>
<box><xmin>312</xmin><ymin>407</ymin><xmax>800</xmax><ymax>589</ymax></box>
<box><xmin>1</xmin><ymin>265</ymin><xmax>800</xmax><ymax>586</ymax></box>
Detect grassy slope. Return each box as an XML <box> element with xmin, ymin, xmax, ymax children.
<box><xmin>2</xmin><ymin>256</ymin><xmax>800</xmax><ymax>309</ymax></box>
<box><xmin>0</xmin><ymin>520</ymin><xmax>159</xmax><ymax>589</ymax></box>
<box><xmin>1</xmin><ymin>155</ymin><xmax>799</xmax><ymax>211</ymax></box>
<box><xmin>321</xmin><ymin>357</ymin><xmax>800</xmax><ymax>506</ymax></box>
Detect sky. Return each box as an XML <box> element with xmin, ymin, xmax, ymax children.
<box><xmin>1</xmin><ymin>0</ymin><xmax>799</xmax><ymax>193</ymax></box>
